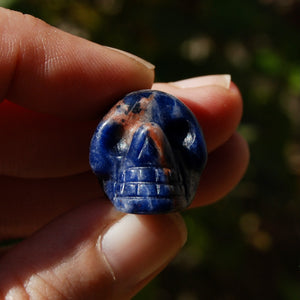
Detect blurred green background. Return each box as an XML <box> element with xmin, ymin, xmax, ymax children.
<box><xmin>2</xmin><ymin>0</ymin><xmax>299</xmax><ymax>299</ymax></box>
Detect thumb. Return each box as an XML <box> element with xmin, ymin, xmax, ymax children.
<box><xmin>0</xmin><ymin>7</ymin><xmax>154</xmax><ymax>119</ymax></box>
<box><xmin>0</xmin><ymin>201</ymin><xmax>186</xmax><ymax>299</ymax></box>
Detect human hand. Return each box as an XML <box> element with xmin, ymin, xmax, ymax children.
<box><xmin>0</xmin><ymin>7</ymin><xmax>249</xmax><ymax>299</ymax></box>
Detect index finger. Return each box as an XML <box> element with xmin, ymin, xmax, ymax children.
<box><xmin>0</xmin><ymin>8</ymin><xmax>154</xmax><ymax>119</ymax></box>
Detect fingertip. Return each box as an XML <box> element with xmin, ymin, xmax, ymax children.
<box><xmin>192</xmin><ymin>133</ymin><xmax>250</xmax><ymax>207</ymax></box>
<box><xmin>183</xmin><ymin>84</ymin><xmax>243</xmax><ymax>152</ymax></box>
<box><xmin>101</xmin><ymin>213</ymin><xmax>187</xmax><ymax>297</ymax></box>
<box><xmin>0</xmin><ymin>200</ymin><xmax>186</xmax><ymax>299</ymax></box>
<box><xmin>104</xmin><ymin>46</ymin><xmax>155</xmax><ymax>71</ymax></box>
<box><xmin>153</xmin><ymin>79</ymin><xmax>243</xmax><ymax>152</ymax></box>
<box><xmin>0</xmin><ymin>8</ymin><xmax>155</xmax><ymax>119</ymax></box>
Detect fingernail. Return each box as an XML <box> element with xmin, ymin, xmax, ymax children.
<box><xmin>100</xmin><ymin>213</ymin><xmax>186</xmax><ymax>287</ymax></box>
<box><xmin>171</xmin><ymin>74</ymin><xmax>231</xmax><ymax>89</ymax></box>
<box><xmin>104</xmin><ymin>46</ymin><xmax>155</xmax><ymax>70</ymax></box>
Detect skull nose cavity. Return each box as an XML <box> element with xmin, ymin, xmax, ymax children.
<box><xmin>127</xmin><ymin>123</ymin><xmax>167</xmax><ymax>165</ymax></box>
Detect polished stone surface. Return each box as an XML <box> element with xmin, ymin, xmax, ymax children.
<box><xmin>89</xmin><ymin>90</ymin><xmax>207</xmax><ymax>214</ymax></box>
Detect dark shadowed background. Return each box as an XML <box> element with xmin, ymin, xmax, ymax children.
<box><xmin>2</xmin><ymin>0</ymin><xmax>300</xmax><ymax>299</ymax></box>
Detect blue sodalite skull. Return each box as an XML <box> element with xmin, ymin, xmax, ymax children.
<box><xmin>89</xmin><ymin>90</ymin><xmax>207</xmax><ymax>214</ymax></box>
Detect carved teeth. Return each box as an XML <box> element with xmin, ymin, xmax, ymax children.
<box><xmin>116</xmin><ymin>167</ymin><xmax>184</xmax><ymax>198</ymax></box>
<box><xmin>116</xmin><ymin>182</ymin><xmax>184</xmax><ymax>197</ymax></box>
<box><xmin>118</xmin><ymin>167</ymin><xmax>180</xmax><ymax>183</ymax></box>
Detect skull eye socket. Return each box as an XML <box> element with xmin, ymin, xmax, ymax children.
<box><xmin>103</xmin><ymin>122</ymin><xmax>125</xmax><ymax>155</ymax></box>
<box><xmin>164</xmin><ymin>119</ymin><xmax>194</xmax><ymax>148</ymax></box>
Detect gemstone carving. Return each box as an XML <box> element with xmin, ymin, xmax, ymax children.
<box><xmin>89</xmin><ymin>90</ymin><xmax>207</xmax><ymax>214</ymax></box>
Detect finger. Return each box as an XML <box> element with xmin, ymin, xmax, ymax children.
<box><xmin>0</xmin><ymin>172</ymin><xmax>102</xmax><ymax>239</ymax></box>
<box><xmin>0</xmin><ymin>8</ymin><xmax>154</xmax><ymax>119</ymax></box>
<box><xmin>0</xmin><ymin>201</ymin><xmax>186</xmax><ymax>300</ymax></box>
<box><xmin>153</xmin><ymin>75</ymin><xmax>243</xmax><ymax>152</ymax></box>
<box><xmin>191</xmin><ymin>133</ymin><xmax>250</xmax><ymax>207</ymax></box>
<box><xmin>0</xmin><ymin>100</ymin><xmax>97</xmax><ymax>177</ymax></box>
<box><xmin>0</xmin><ymin>135</ymin><xmax>248</xmax><ymax>238</ymax></box>
<box><xmin>0</xmin><ymin>76</ymin><xmax>242</xmax><ymax>178</ymax></box>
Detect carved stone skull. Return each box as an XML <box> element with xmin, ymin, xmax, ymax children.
<box><xmin>89</xmin><ymin>90</ymin><xmax>207</xmax><ymax>214</ymax></box>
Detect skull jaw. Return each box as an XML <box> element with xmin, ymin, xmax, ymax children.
<box><xmin>110</xmin><ymin>166</ymin><xmax>187</xmax><ymax>214</ymax></box>
<box><xmin>102</xmin><ymin>165</ymin><xmax>190</xmax><ymax>214</ymax></box>
<box><xmin>112</xmin><ymin>195</ymin><xmax>188</xmax><ymax>214</ymax></box>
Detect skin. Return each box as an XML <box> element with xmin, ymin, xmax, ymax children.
<box><xmin>0</xmin><ymin>7</ymin><xmax>249</xmax><ymax>300</ymax></box>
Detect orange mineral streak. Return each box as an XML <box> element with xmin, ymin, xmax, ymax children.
<box><xmin>102</xmin><ymin>94</ymin><xmax>154</xmax><ymax>122</ymax></box>
<box><xmin>103</xmin><ymin>94</ymin><xmax>167</xmax><ymax>164</ymax></box>
<box><xmin>103</xmin><ymin>95</ymin><xmax>154</xmax><ymax>136</ymax></box>
<box><xmin>146</xmin><ymin>123</ymin><xmax>165</xmax><ymax>164</ymax></box>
